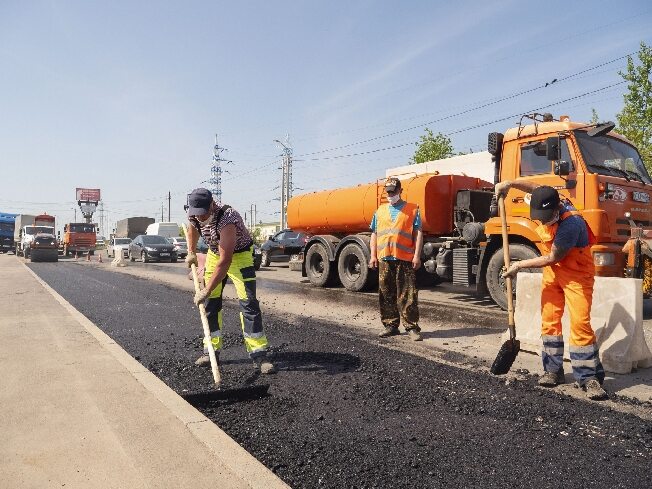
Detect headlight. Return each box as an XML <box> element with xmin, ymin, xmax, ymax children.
<box><xmin>50</xmin><ymin>241</ymin><xmax>55</xmax><ymax>246</ymax></box>
<box><xmin>594</xmin><ymin>252</ymin><xmax>615</xmax><ymax>266</ymax></box>
<box><xmin>146</xmin><ymin>247</ymin><xmax>156</xmax><ymax>252</ymax></box>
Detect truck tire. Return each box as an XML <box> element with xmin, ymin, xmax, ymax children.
<box><xmin>260</xmin><ymin>250</ymin><xmax>270</xmax><ymax>267</ymax></box>
<box><xmin>486</xmin><ymin>243</ymin><xmax>539</xmax><ymax>310</ymax></box>
<box><xmin>337</xmin><ymin>243</ymin><xmax>376</xmax><ymax>292</ymax></box>
<box><xmin>305</xmin><ymin>243</ymin><xmax>336</xmax><ymax>287</ymax></box>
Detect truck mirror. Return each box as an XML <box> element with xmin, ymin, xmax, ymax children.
<box><xmin>546</xmin><ymin>137</ymin><xmax>560</xmax><ymax>161</ymax></box>
<box><xmin>554</xmin><ymin>160</ymin><xmax>571</xmax><ymax>176</ymax></box>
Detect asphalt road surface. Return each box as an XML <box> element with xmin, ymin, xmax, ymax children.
<box><xmin>30</xmin><ymin>262</ymin><xmax>652</xmax><ymax>489</ymax></box>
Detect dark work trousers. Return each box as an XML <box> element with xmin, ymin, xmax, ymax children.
<box><xmin>378</xmin><ymin>259</ymin><xmax>420</xmax><ymax>332</ymax></box>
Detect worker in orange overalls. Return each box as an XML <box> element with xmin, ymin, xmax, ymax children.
<box><xmin>369</xmin><ymin>177</ymin><xmax>424</xmax><ymax>341</ymax></box>
<box><xmin>496</xmin><ymin>182</ymin><xmax>607</xmax><ymax>400</ymax></box>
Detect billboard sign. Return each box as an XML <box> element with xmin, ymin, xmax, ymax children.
<box><xmin>76</xmin><ymin>188</ymin><xmax>101</xmax><ymax>202</ymax></box>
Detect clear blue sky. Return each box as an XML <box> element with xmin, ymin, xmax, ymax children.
<box><xmin>1</xmin><ymin>0</ymin><xmax>650</xmax><ymax>235</ymax></box>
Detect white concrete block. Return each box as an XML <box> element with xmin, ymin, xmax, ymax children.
<box><xmin>505</xmin><ymin>272</ymin><xmax>652</xmax><ymax>374</ymax></box>
<box><xmin>111</xmin><ymin>249</ymin><xmax>128</xmax><ymax>267</ymax></box>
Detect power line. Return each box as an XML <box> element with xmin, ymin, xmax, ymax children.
<box><xmin>294</xmin><ymin>52</ymin><xmax>634</xmax><ymax>158</ymax></box>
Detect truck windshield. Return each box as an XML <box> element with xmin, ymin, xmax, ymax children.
<box><xmin>69</xmin><ymin>224</ymin><xmax>96</xmax><ymax>233</ymax></box>
<box><xmin>575</xmin><ymin>130</ymin><xmax>652</xmax><ymax>184</ymax></box>
<box><xmin>0</xmin><ymin>222</ymin><xmax>14</xmax><ymax>232</ymax></box>
<box><xmin>26</xmin><ymin>226</ymin><xmax>54</xmax><ymax>234</ymax></box>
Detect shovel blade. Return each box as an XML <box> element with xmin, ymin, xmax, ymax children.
<box><xmin>490</xmin><ymin>339</ymin><xmax>520</xmax><ymax>375</ymax></box>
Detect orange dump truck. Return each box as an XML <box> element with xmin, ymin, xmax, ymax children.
<box><xmin>288</xmin><ymin>114</ymin><xmax>652</xmax><ymax>309</ymax></box>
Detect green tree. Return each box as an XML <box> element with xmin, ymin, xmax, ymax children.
<box><xmin>589</xmin><ymin>108</ymin><xmax>600</xmax><ymax>124</ymax></box>
<box><xmin>251</xmin><ymin>227</ymin><xmax>262</xmax><ymax>244</ymax></box>
<box><xmin>616</xmin><ymin>42</ymin><xmax>652</xmax><ymax>171</ymax></box>
<box><xmin>411</xmin><ymin>128</ymin><xmax>454</xmax><ymax>164</ymax></box>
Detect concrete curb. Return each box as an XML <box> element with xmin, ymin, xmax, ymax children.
<box><xmin>21</xmin><ymin>261</ymin><xmax>289</xmax><ymax>489</ymax></box>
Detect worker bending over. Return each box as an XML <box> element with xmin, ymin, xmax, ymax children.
<box><xmin>496</xmin><ymin>181</ymin><xmax>607</xmax><ymax>400</ymax></box>
<box><xmin>185</xmin><ymin>188</ymin><xmax>275</xmax><ymax>374</ymax></box>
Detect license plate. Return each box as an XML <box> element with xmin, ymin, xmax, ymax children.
<box><xmin>160</xmin><ymin>253</ymin><xmax>169</xmax><ymax>256</ymax></box>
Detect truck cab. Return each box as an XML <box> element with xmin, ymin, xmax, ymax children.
<box><xmin>481</xmin><ymin>116</ymin><xmax>652</xmax><ymax>306</ymax></box>
<box><xmin>0</xmin><ymin>213</ymin><xmax>17</xmax><ymax>253</ymax></box>
<box><xmin>63</xmin><ymin>222</ymin><xmax>97</xmax><ymax>256</ymax></box>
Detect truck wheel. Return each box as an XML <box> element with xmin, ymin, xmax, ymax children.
<box><xmin>305</xmin><ymin>243</ymin><xmax>336</xmax><ymax>287</ymax></box>
<box><xmin>337</xmin><ymin>243</ymin><xmax>376</xmax><ymax>292</ymax></box>
<box><xmin>486</xmin><ymin>244</ymin><xmax>539</xmax><ymax>310</ymax></box>
<box><xmin>260</xmin><ymin>250</ymin><xmax>270</xmax><ymax>267</ymax></box>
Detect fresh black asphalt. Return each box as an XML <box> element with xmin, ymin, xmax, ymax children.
<box><xmin>30</xmin><ymin>262</ymin><xmax>652</xmax><ymax>489</ymax></box>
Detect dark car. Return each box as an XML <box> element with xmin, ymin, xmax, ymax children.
<box><xmin>128</xmin><ymin>234</ymin><xmax>177</xmax><ymax>263</ymax></box>
<box><xmin>259</xmin><ymin>229</ymin><xmax>308</xmax><ymax>267</ymax></box>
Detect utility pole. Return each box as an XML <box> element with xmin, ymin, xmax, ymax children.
<box><xmin>274</xmin><ymin>136</ymin><xmax>293</xmax><ymax>230</ymax></box>
<box><xmin>161</xmin><ymin>204</ymin><xmax>164</xmax><ymax>222</ymax></box>
<box><xmin>168</xmin><ymin>191</ymin><xmax>171</xmax><ymax>222</ymax></box>
<box><xmin>98</xmin><ymin>201</ymin><xmax>105</xmax><ymax>236</ymax></box>
<box><xmin>210</xmin><ymin>135</ymin><xmax>229</xmax><ymax>204</ymax></box>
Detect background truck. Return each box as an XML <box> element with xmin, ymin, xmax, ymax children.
<box><xmin>145</xmin><ymin>222</ymin><xmax>180</xmax><ymax>238</ymax></box>
<box><xmin>14</xmin><ymin>214</ymin><xmax>56</xmax><ymax>258</ymax></box>
<box><xmin>116</xmin><ymin>217</ymin><xmax>155</xmax><ymax>240</ymax></box>
<box><xmin>288</xmin><ymin>114</ymin><xmax>652</xmax><ymax>309</ymax></box>
<box><xmin>0</xmin><ymin>212</ymin><xmax>17</xmax><ymax>253</ymax></box>
<box><xmin>62</xmin><ymin>222</ymin><xmax>97</xmax><ymax>256</ymax></box>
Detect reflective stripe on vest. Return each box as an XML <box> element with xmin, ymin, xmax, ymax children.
<box><xmin>376</xmin><ymin>202</ymin><xmax>417</xmax><ymax>261</ymax></box>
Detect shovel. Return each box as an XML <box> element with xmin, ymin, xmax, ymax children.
<box><xmin>490</xmin><ymin>195</ymin><xmax>520</xmax><ymax>375</ymax></box>
<box><xmin>181</xmin><ymin>223</ymin><xmax>270</xmax><ymax>402</ymax></box>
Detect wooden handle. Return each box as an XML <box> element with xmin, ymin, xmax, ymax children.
<box><xmin>182</xmin><ymin>224</ymin><xmax>221</xmax><ymax>386</ymax></box>
<box><xmin>498</xmin><ymin>196</ymin><xmax>516</xmax><ymax>338</ymax></box>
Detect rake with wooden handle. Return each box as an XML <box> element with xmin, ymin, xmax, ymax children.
<box><xmin>182</xmin><ymin>223</ymin><xmax>221</xmax><ymax>387</ymax></box>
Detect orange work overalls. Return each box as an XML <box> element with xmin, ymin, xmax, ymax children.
<box><xmin>536</xmin><ymin>209</ymin><xmax>605</xmax><ymax>385</ymax></box>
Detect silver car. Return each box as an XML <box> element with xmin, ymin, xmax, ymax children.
<box><xmin>107</xmin><ymin>237</ymin><xmax>132</xmax><ymax>258</ymax></box>
<box><xmin>167</xmin><ymin>236</ymin><xmax>188</xmax><ymax>259</ymax></box>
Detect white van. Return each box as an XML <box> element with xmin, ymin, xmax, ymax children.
<box><xmin>145</xmin><ymin>222</ymin><xmax>180</xmax><ymax>238</ymax></box>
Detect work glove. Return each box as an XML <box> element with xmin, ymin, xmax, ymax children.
<box><xmin>185</xmin><ymin>252</ymin><xmax>198</xmax><ymax>268</ymax></box>
<box><xmin>494</xmin><ymin>180</ymin><xmax>512</xmax><ymax>198</ymax></box>
<box><xmin>194</xmin><ymin>287</ymin><xmax>210</xmax><ymax>306</ymax></box>
<box><xmin>501</xmin><ymin>263</ymin><xmax>520</xmax><ymax>279</ymax></box>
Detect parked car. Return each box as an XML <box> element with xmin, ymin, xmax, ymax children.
<box><xmin>107</xmin><ymin>237</ymin><xmax>132</xmax><ymax>258</ymax></box>
<box><xmin>96</xmin><ymin>235</ymin><xmax>107</xmax><ymax>250</ymax></box>
<box><xmin>259</xmin><ymin>229</ymin><xmax>308</xmax><ymax>267</ymax></box>
<box><xmin>128</xmin><ymin>234</ymin><xmax>177</xmax><ymax>263</ymax></box>
<box><xmin>167</xmin><ymin>236</ymin><xmax>188</xmax><ymax>258</ymax></box>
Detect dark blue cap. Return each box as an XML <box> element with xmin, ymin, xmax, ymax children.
<box><xmin>187</xmin><ymin>188</ymin><xmax>213</xmax><ymax>216</ymax></box>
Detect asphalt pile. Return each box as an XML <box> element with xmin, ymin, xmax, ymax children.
<box><xmin>31</xmin><ymin>263</ymin><xmax>652</xmax><ymax>489</ymax></box>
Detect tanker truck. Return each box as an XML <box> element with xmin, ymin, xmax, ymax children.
<box><xmin>287</xmin><ymin>114</ymin><xmax>652</xmax><ymax>309</ymax></box>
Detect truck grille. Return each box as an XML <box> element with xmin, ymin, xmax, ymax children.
<box><xmin>452</xmin><ymin>248</ymin><xmax>476</xmax><ymax>287</ymax></box>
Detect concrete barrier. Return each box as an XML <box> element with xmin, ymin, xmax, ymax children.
<box><xmin>505</xmin><ymin>272</ymin><xmax>652</xmax><ymax>374</ymax></box>
<box><xmin>111</xmin><ymin>248</ymin><xmax>128</xmax><ymax>268</ymax></box>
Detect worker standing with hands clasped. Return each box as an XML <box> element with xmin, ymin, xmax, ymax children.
<box><xmin>496</xmin><ymin>181</ymin><xmax>607</xmax><ymax>400</ymax></box>
<box><xmin>369</xmin><ymin>177</ymin><xmax>424</xmax><ymax>341</ymax></box>
<box><xmin>184</xmin><ymin>188</ymin><xmax>275</xmax><ymax>374</ymax></box>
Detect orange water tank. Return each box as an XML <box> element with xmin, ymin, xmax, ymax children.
<box><xmin>287</xmin><ymin>174</ymin><xmax>492</xmax><ymax>236</ymax></box>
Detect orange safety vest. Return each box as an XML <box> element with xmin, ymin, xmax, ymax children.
<box><xmin>535</xmin><ymin>209</ymin><xmax>596</xmax><ymax>277</ymax></box>
<box><xmin>376</xmin><ymin>202</ymin><xmax>418</xmax><ymax>261</ymax></box>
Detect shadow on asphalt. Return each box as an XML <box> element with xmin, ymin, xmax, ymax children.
<box><xmin>271</xmin><ymin>351</ymin><xmax>361</xmax><ymax>375</ymax></box>
<box><xmin>420</xmin><ymin>327</ymin><xmax>499</xmax><ymax>339</ymax></box>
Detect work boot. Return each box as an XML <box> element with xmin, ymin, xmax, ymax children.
<box><xmin>584</xmin><ymin>379</ymin><xmax>608</xmax><ymax>400</ymax></box>
<box><xmin>194</xmin><ymin>352</ymin><xmax>219</xmax><ymax>367</ymax></box>
<box><xmin>538</xmin><ymin>369</ymin><xmax>565</xmax><ymax>387</ymax></box>
<box><xmin>407</xmin><ymin>329</ymin><xmax>423</xmax><ymax>341</ymax></box>
<box><xmin>379</xmin><ymin>327</ymin><xmax>400</xmax><ymax>338</ymax></box>
<box><xmin>254</xmin><ymin>357</ymin><xmax>277</xmax><ymax>374</ymax></box>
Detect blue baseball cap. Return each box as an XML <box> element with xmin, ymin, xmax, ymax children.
<box><xmin>187</xmin><ymin>188</ymin><xmax>213</xmax><ymax>216</ymax></box>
